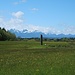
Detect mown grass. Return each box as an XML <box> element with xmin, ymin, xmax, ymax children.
<box><xmin>0</xmin><ymin>40</ymin><xmax>75</xmax><ymax>75</ymax></box>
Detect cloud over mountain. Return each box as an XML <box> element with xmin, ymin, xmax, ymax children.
<box><xmin>0</xmin><ymin>0</ymin><xmax>75</xmax><ymax>38</ymax></box>
<box><xmin>9</xmin><ymin>29</ymin><xmax>75</xmax><ymax>38</ymax></box>
<box><xmin>0</xmin><ymin>11</ymin><xmax>75</xmax><ymax>35</ymax></box>
<box><xmin>12</xmin><ymin>11</ymin><xmax>24</xmax><ymax>18</ymax></box>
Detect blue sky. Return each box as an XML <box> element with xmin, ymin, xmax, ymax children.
<box><xmin>0</xmin><ymin>0</ymin><xmax>75</xmax><ymax>34</ymax></box>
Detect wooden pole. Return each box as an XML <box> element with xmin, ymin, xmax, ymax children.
<box><xmin>40</xmin><ymin>34</ymin><xmax>43</xmax><ymax>45</ymax></box>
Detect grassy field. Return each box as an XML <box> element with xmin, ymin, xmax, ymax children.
<box><xmin>0</xmin><ymin>40</ymin><xmax>75</xmax><ymax>75</ymax></box>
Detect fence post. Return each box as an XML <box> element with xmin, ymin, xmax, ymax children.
<box><xmin>40</xmin><ymin>34</ymin><xmax>43</xmax><ymax>45</ymax></box>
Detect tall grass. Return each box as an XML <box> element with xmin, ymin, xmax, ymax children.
<box><xmin>0</xmin><ymin>41</ymin><xmax>75</xmax><ymax>75</ymax></box>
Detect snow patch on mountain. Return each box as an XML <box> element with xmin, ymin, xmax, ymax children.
<box><xmin>9</xmin><ymin>29</ymin><xmax>75</xmax><ymax>38</ymax></box>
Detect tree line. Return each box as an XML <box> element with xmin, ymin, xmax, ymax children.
<box><xmin>0</xmin><ymin>27</ymin><xmax>16</xmax><ymax>41</ymax></box>
<box><xmin>17</xmin><ymin>37</ymin><xmax>75</xmax><ymax>42</ymax></box>
<box><xmin>0</xmin><ymin>27</ymin><xmax>75</xmax><ymax>41</ymax></box>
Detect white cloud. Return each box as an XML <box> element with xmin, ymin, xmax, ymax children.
<box><xmin>14</xmin><ymin>2</ymin><xmax>19</xmax><ymax>5</ymax></box>
<box><xmin>24</xmin><ymin>24</ymin><xmax>75</xmax><ymax>35</ymax></box>
<box><xmin>0</xmin><ymin>18</ymin><xmax>4</xmax><ymax>22</ymax></box>
<box><xmin>0</xmin><ymin>11</ymin><xmax>25</xmax><ymax>30</ymax></box>
<box><xmin>13</xmin><ymin>0</ymin><xmax>27</xmax><ymax>5</ymax></box>
<box><xmin>0</xmin><ymin>11</ymin><xmax>75</xmax><ymax>35</ymax></box>
<box><xmin>0</xmin><ymin>18</ymin><xmax>24</xmax><ymax>31</ymax></box>
<box><xmin>63</xmin><ymin>26</ymin><xmax>75</xmax><ymax>35</ymax></box>
<box><xmin>31</xmin><ymin>8</ymin><xmax>39</xmax><ymax>11</ymax></box>
<box><xmin>12</xmin><ymin>11</ymin><xmax>24</xmax><ymax>18</ymax></box>
<box><xmin>21</xmin><ymin>0</ymin><xmax>27</xmax><ymax>2</ymax></box>
<box><xmin>7</xmin><ymin>18</ymin><xmax>24</xmax><ymax>30</ymax></box>
<box><xmin>0</xmin><ymin>17</ymin><xmax>75</xmax><ymax>35</ymax></box>
<box><xmin>0</xmin><ymin>16</ymin><xmax>58</xmax><ymax>34</ymax></box>
<box><xmin>26</xmin><ymin>25</ymin><xmax>62</xmax><ymax>34</ymax></box>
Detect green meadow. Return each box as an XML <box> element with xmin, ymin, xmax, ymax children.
<box><xmin>0</xmin><ymin>40</ymin><xmax>75</xmax><ymax>75</ymax></box>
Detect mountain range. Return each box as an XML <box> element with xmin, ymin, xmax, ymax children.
<box><xmin>9</xmin><ymin>29</ymin><xmax>75</xmax><ymax>38</ymax></box>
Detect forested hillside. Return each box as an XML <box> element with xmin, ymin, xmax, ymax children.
<box><xmin>0</xmin><ymin>27</ymin><xmax>16</xmax><ymax>41</ymax></box>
